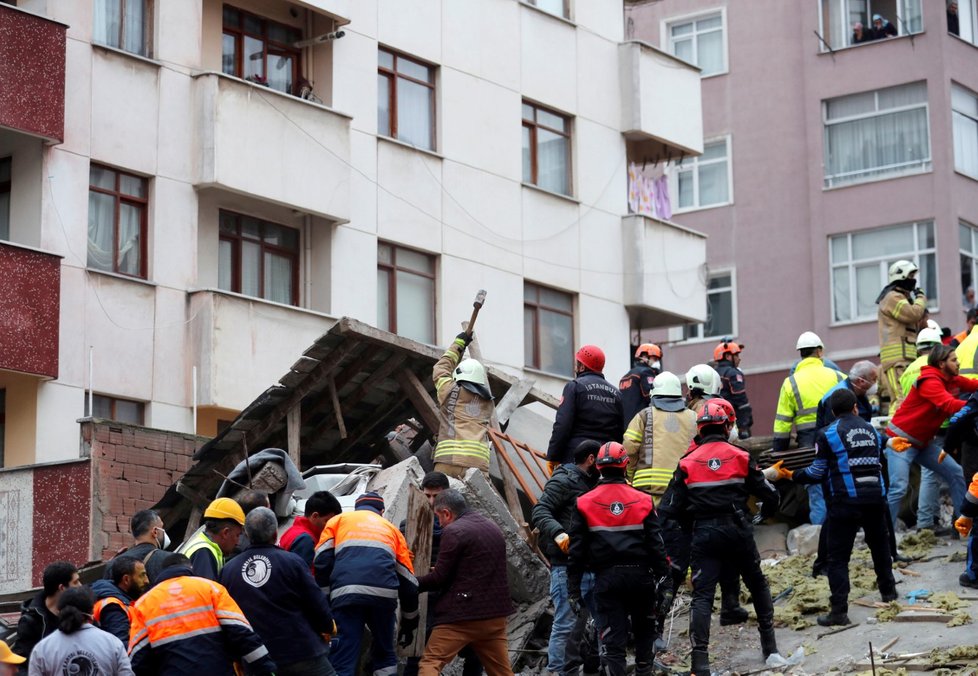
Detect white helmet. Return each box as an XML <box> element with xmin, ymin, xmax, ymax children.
<box><xmin>795</xmin><ymin>331</ymin><xmax>824</xmax><ymax>351</ymax></box>
<box><xmin>926</xmin><ymin>319</ymin><xmax>940</xmax><ymax>332</ymax></box>
<box><xmin>888</xmin><ymin>259</ymin><xmax>918</xmax><ymax>283</ymax></box>
<box><xmin>915</xmin><ymin>327</ymin><xmax>942</xmax><ymax>349</ymax></box>
<box><xmin>453</xmin><ymin>358</ymin><xmax>488</xmax><ymax>386</ymax></box>
<box><xmin>685</xmin><ymin>364</ymin><xmax>721</xmax><ymax>395</ymax></box>
<box><xmin>651</xmin><ymin>371</ymin><xmax>683</xmax><ymax>398</ymax></box>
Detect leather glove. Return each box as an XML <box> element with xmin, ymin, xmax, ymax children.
<box><xmin>546</xmin><ymin>460</ymin><xmax>558</xmax><ymax>477</ymax></box>
<box><xmin>568</xmin><ymin>595</ymin><xmax>583</xmax><ymax>616</ymax></box>
<box><xmin>956</xmin><ymin>516</ymin><xmax>973</xmax><ymax>538</ymax></box>
<box><xmin>397</xmin><ymin>615</ymin><xmax>418</xmax><ymax>648</ymax></box>
<box><xmin>555</xmin><ymin>533</ymin><xmax>570</xmax><ymax>554</ymax></box>
<box><xmin>889</xmin><ymin>436</ymin><xmax>912</xmax><ymax>452</ymax></box>
<box><xmin>655</xmin><ymin>582</ymin><xmax>675</xmax><ymax>617</ymax></box>
<box><xmin>455</xmin><ymin>332</ymin><xmax>473</xmax><ymax>347</ymax></box>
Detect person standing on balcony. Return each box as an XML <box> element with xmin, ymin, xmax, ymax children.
<box><xmin>619</xmin><ymin>343</ymin><xmax>662</xmax><ymax>422</ymax></box>
<box><xmin>877</xmin><ymin>260</ymin><xmax>928</xmax><ymax>411</ymax></box>
<box><xmin>713</xmin><ymin>341</ymin><xmax>753</xmax><ymax>439</ymax></box>
<box><xmin>871</xmin><ymin>13</ymin><xmax>898</xmax><ymax>38</ymax></box>
<box><xmin>432</xmin><ymin>332</ymin><xmax>495</xmax><ymax>481</ymax></box>
<box><xmin>851</xmin><ymin>22</ymin><xmax>871</xmax><ymax>43</ymax></box>
<box><xmin>949</xmin><ymin>1</ymin><xmax>961</xmax><ymax>36</ymax></box>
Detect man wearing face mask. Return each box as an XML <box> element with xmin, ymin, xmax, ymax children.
<box><xmin>112</xmin><ymin>509</ymin><xmax>170</xmax><ymax>585</ymax></box>
<box><xmin>877</xmin><ymin>260</ymin><xmax>928</xmax><ymax>411</ymax></box>
<box><xmin>816</xmin><ymin>360</ymin><xmax>879</xmax><ymax>429</ymax></box>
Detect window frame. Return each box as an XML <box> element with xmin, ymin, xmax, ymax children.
<box><xmin>959</xmin><ymin>221</ymin><xmax>978</xmax><ymax>310</ymax></box>
<box><xmin>817</xmin><ymin>0</ymin><xmax>924</xmax><ymax>52</ymax></box>
<box><xmin>670</xmin><ymin>136</ymin><xmax>733</xmax><ymax>213</ymax></box>
<box><xmin>956</xmin><ymin>0</ymin><xmax>978</xmax><ymax>43</ymax></box>
<box><xmin>522</xmin><ymin>0</ymin><xmax>571</xmax><ymax>20</ymax></box>
<box><xmin>523</xmin><ymin>282</ymin><xmax>575</xmax><ymax>377</ymax></box>
<box><xmin>218</xmin><ymin>210</ymin><xmax>301</xmax><ymax>307</ymax></box>
<box><xmin>93</xmin><ymin>0</ymin><xmax>153</xmax><ymax>57</ymax></box>
<box><xmin>822</xmin><ymin>82</ymin><xmax>931</xmax><ymax>188</ymax></box>
<box><xmin>829</xmin><ymin>220</ymin><xmax>938</xmax><ymax>325</ymax></box>
<box><xmin>87</xmin><ymin>393</ymin><xmax>145</xmax><ymax>426</ymax></box>
<box><xmin>0</xmin><ymin>156</ymin><xmax>10</xmax><ymax>241</ymax></box>
<box><xmin>88</xmin><ymin>163</ymin><xmax>149</xmax><ymax>279</ymax></box>
<box><xmin>952</xmin><ymin>82</ymin><xmax>978</xmax><ymax>181</ymax></box>
<box><xmin>669</xmin><ymin>269</ymin><xmax>737</xmax><ymax>343</ymax></box>
<box><xmin>662</xmin><ymin>8</ymin><xmax>729</xmax><ymax>78</ymax></box>
<box><xmin>376</xmin><ymin>241</ymin><xmax>437</xmax><ymax>344</ymax></box>
<box><xmin>377</xmin><ymin>47</ymin><xmax>437</xmax><ymax>151</ymax></box>
<box><xmin>222</xmin><ymin>4</ymin><xmax>302</xmax><ymax>95</ymax></box>
<box><xmin>521</xmin><ymin>100</ymin><xmax>573</xmax><ymax>197</ymax></box>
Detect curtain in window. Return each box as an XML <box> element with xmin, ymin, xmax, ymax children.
<box><xmin>396</xmin><ymin>79</ymin><xmax>432</xmax><ymax>150</ymax></box>
<box><xmin>538</xmin><ymin>309</ymin><xmax>573</xmax><ymax>375</ymax></box>
<box><xmin>395</xmin><ymin>271</ymin><xmax>434</xmax><ymax>344</ymax></box>
<box><xmin>94</xmin><ymin>0</ymin><xmax>121</xmax><ymax>47</ymax></box>
<box><xmin>117</xmin><ymin>203</ymin><xmax>142</xmax><ymax>275</ymax></box>
<box><xmin>960</xmin><ymin>0</ymin><xmax>976</xmax><ymax>42</ymax></box>
<box><xmin>901</xmin><ymin>0</ymin><xmax>923</xmax><ymax>33</ymax></box>
<box><xmin>537</xmin><ymin>130</ymin><xmax>568</xmax><ymax>195</ymax></box>
<box><xmin>699</xmin><ymin>160</ymin><xmax>728</xmax><ymax>205</ymax></box>
<box><xmin>826</xmin><ymin>108</ymin><xmax>929</xmax><ymax>181</ymax></box>
<box><xmin>267</xmin><ymin>55</ymin><xmax>294</xmax><ymax>94</ymax></box>
<box><xmin>87</xmin><ymin>192</ymin><xmax>115</xmax><ymax>271</ymax></box>
<box><xmin>241</xmin><ymin>241</ymin><xmax>261</xmax><ymax>298</ymax></box>
<box><xmin>954</xmin><ymin>111</ymin><xmax>978</xmax><ymax>176</ymax></box>
<box><xmin>264</xmin><ymin>252</ymin><xmax>293</xmax><ymax>304</ymax></box>
<box><xmin>123</xmin><ymin>0</ymin><xmax>145</xmax><ymax>55</ymax></box>
<box><xmin>696</xmin><ymin>29</ymin><xmax>723</xmax><ymax>75</ymax></box>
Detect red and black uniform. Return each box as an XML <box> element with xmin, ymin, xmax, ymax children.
<box><xmin>279</xmin><ymin>515</ymin><xmax>320</xmax><ymax>570</ymax></box>
<box><xmin>568</xmin><ymin>477</ymin><xmax>669</xmax><ymax>676</ymax></box>
<box><xmin>663</xmin><ymin>434</ymin><xmax>779</xmax><ymax>676</ymax></box>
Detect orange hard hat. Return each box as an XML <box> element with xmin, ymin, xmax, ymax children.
<box><xmin>713</xmin><ymin>340</ymin><xmax>743</xmax><ymax>362</ymax></box>
<box><xmin>635</xmin><ymin>343</ymin><xmax>662</xmax><ymax>360</ymax></box>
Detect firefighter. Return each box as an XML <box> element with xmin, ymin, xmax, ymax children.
<box><xmin>713</xmin><ymin>340</ymin><xmax>753</xmax><ymax>439</ymax></box>
<box><xmin>620</xmin><ymin>343</ymin><xmax>662</xmax><ymax>422</ymax></box>
<box><xmin>664</xmin><ymin>400</ymin><xmax>781</xmax><ymax>676</ymax></box>
<box><xmin>567</xmin><ymin>442</ymin><xmax>672</xmax><ymax>676</ymax></box>
<box><xmin>877</xmin><ymin>259</ymin><xmax>928</xmax><ymax>410</ymax></box>
<box><xmin>432</xmin><ymin>332</ymin><xmax>495</xmax><ymax>480</ymax></box>
<box><xmin>954</xmin><ymin>473</ymin><xmax>978</xmax><ymax>589</ymax></box>
<box><xmin>546</xmin><ymin>344</ymin><xmax>625</xmax><ymax>469</ymax></box>
<box><xmin>685</xmin><ymin>364</ymin><xmax>722</xmax><ymax>418</ymax></box>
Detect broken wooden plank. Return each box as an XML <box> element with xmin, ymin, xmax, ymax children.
<box><xmin>398</xmin><ymin>485</ymin><xmax>433</xmax><ymax>659</ymax></box>
<box><xmin>287</xmin><ymin>404</ymin><xmax>301</xmax><ymax>466</ymax></box>
<box><xmin>328</xmin><ymin>376</ymin><xmax>347</xmax><ymax>439</ymax></box>
<box><xmin>494</xmin><ymin>377</ymin><xmax>534</xmax><ymax>426</ymax></box>
<box><xmin>307</xmin><ymin>351</ymin><xmax>407</xmax><ymax>438</ymax></box>
<box><xmin>816</xmin><ymin>622</ymin><xmax>860</xmax><ymax>639</ymax></box>
<box><xmin>397</xmin><ymin>368</ymin><xmax>448</xmax><ymax>434</ymax></box>
<box><xmin>893</xmin><ymin>610</ymin><xmax>952</xmax><ymax>622</ymax></box>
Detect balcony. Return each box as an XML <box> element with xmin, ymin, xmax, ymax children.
<box><xmin>621</xmin><ymin>214</ymin><xmax>707</xmax><ymax>329</ymax></box>
<box><xmin>292</xmin><ymin>0</ymin><xmax>351</xmax><ymax>24</ymax></box>
<box><xmin>0</xmin><ymin>242</ymin><xmax>61</xmax><ymax>378</ymax></box>
<box><xmin>193</xmin><ymin>72</ymin><xmax>352</xmax><ymax>222</ymax></box>
<box><xmin>0</xmin><ymin>5</ymin><xmax>67</xmax><ymax>144</ymax></box>
<box><xmin>619</xmin><ymin>41</ymin><xmax>703</xmax><ymax>160</ymax></box>
<box><xmin>189</xmin><ymin>290</ymin><xmax>338</xmax><ymax>411</ymax></box>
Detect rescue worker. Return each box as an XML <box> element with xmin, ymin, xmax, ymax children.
<box><xmin>567</xmin><ymin>442</ymin><xmax>672</xmax><ymax>676</ymax></box>
<box><xmin>279</xmin><ymin>490</ymin><xmax>342</xmax><ymax>569</ymax></box>
<box><xmin>530</xmin><ymin>440</ymin><xmax>599</xmax><ymax>676</ymax></box>
<box><xmin>713</xmin><ymin>340</ymin><xmax>753</xmax><ymax>439</ymax></box>
<box><xmin>950</xmin><ymin>308</ymin><xmax>977</xmax><ymax>347</ymax></box>
<box><xmin>877</xmin><ymin>259</ymin><xmax>928</xmax><ymax>410</ymax></box>
<box><xmin>623</xmin><ymin>371</ymin><xmax>697</xmax><ymax>498</ymax></box>
<box><xmin>685</xmin><ymin>364</ymin><xmax>722</xmax><ymax>417</ymax></box>
<box><xmin>176</xmin><ymin>497</ymin><xmax>245</xmax><ymax>580</ymax></box>
<box><xmin>955</xmin><ymin>316</ymin><xmax>978</xmax><ymax>495</ymax></box>
<box><xmin>664</xmin><ymin>401</ymin><xmax>781</xmax><ymax>676</ymax></box>
<box><xmin>129</xmin><ymin>553</ymin><xmax>276</xmax><ymax>675</ymax></box>
<box><xmin>546</xmin><ymin>344</ymin><xmax>625</xmax><ymax>469</ymax></box>
<box><xmin>816</xmin><ymin>360</ymin><xmax>879</xmax><ymax>429</ymax></box>
<box><xmin>313</xmin><ymin>492</ymin><xmax>419</xmax><ymax>676</ymax></box>
<box><xmin>787</xmin><ymin>388</ymin><xmax>897</xmax><ymax>626</ymax></box>
<box><xmin>953</xmin><ymin>473</ymin><xmax>978</xmax><ymax>588</ymax></box>
<box><xmin>432</xmin><ymin>332</ymin><xmax>495</xmax><ymax>480</ymax></box>
<box><xmin>773</xmin><ymin>332</ymin><xmax>845</xmax><ymax>525</ymax></box>
<box><xmin>619</xmin><ymin>343</ymin><xmax>662</xmax><ymax>422</ymax></box>
<box><xmin>91</xmin><ymin>556</ymin><xmax>148</xmax><ymax>645</ymax></box>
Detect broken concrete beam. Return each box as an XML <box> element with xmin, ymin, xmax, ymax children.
<box><xmin>508</xmin><ymin>598</ymin><xmax>550</xmax><ymax>666</ymax></box>
<box><xmin>455</xmin><ymin>468</ymin><xmax>549</xmax><ymax>605</ymax></box>
<box><xmin>367</xmin><ymin>456</ymin><xmax>426</xmax><ymax>530</ymax></box>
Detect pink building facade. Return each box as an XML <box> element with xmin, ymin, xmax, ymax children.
<box><xmin>626</xmin><ymin>0</ymin><xmax>978</xmax><ymax>431</ymax></box>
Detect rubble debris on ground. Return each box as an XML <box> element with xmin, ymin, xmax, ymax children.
<box><xmin>898</xmin><ymin>528</ymin><xmax>941</xmax><ymax>559</ymax></box>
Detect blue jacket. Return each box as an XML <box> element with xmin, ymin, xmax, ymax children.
<box><xmin>91</xmin><ymin>579</ymin><xmax>134</xmax><ymax>645</ymax></box>
<box><xmin>547</xmin><ymin>371</ymin><xmax>625</xmax><ymax>464</ymax></box>
<box><xmin>794</xmin><ymin>414</ymin><xmax>886</xmax><ymax>504</ymax></box>
<box><xmin>221</xmin><ymin>544</ymin><xmax>333</xmax><ymax>668</ymax></box>
<box><xmin>815</xmin><ymin>379</ymin><xmax>872</xmax><ymax>430</ymax></box>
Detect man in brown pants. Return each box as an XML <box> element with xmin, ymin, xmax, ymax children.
<box><xmin>417</xmin><ymin>489</ymin><xmax>514</xmax><ymax>675</ymax></box>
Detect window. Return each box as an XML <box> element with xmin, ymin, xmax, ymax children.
<box><xmin>524</xmin><ymin>0</ymin><xmax>570</xmax><ymax>19</ymax></box>
<box><xmin>88</xmin><ymin>164</ymin><xmax>147</xmax><ymax>278</ymax></box>
<box><xmin>666</xmin><ymin>11</ymin><xmax>726</xmax><ymax>76</ymax></box>
<box><xmin>682</xmin><ymin>272</ymin><xmax>735</xmax><ymax>341</ymax></box>
<box><xmin>959</xmin><ymin>222</ymin><xmax>978</xmax><ymax>310</ymax></box>
<box><xmin>823</xmin><ymin>82</ymin><xmax>930</xmax><ymax>188</ymax></box>
<box><xmin>377</xmin><ymin>48</ymin><xmax>436</xmax><ymax>151</ymax></box>
<box><xmin>218</xmin><ymin>211</ymin><xmax>299</xmax><ymax>306</ymax></box>
<box><xmin>829</xmin><ymin>220</ymin><xmax>936</xmax><ymax>323</ymax></box>
<box><xmin>953</xmin><ymin>84</ymin><xmax>978</xmax><ymax>179</ymax></box>
<box><xmin>0</xmin><ymin>157</ymin><xmax>9</xmax><ymax>241</ymax></box>
<box><xmin>957</xmin><ymin>0</ymin><xmax>978</xmax><ymax>42</ymax></box>
<box><xmin>672</xmin><ymin>138</ymin><xmax>731</xmax><ymax>211</ymax></box>
<box><xmin>222</xmin><ymin>6</ymin><xmax>301</xmax><ymax>95</ymax></box>
<box><xmin>93</xmin><ymin>0</ymin><xmax>151</xmax><ymax>56</ymax></box>
<box><xmin>86</xmin><ymin>394</ymin><xmax>145</xmax><ymax>425</ymax></box>
<box><xmin>377</xmin><ymin>243</ymin><xmax>436</xmax><ymax>344</ymax></box>
<box><xmin>819</xmin><ymin>0</ymin><xmax>922</xmax><ymax>50</ymax></box>
<box><xmin>524</xmin><ymin>283</ymin><xmax>574</xmax><ymax>376</ymax></box>
<box><xmin>522</xmin><ymin>102</ymin><xmax>571</xmax><ymax>196</ymax></box>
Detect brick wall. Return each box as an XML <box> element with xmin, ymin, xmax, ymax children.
<box><xmin>82</xmin><ymin>420</ymin><xmax>205</xmax><ymax>560</ymax></box>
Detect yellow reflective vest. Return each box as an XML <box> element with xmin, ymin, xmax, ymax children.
<box><xmin>773</xmin><ymin>357</ymin><xmax>844</xmax><ymax>445</ymax></box>
<box><xmin>957</xmin><ymin>325</ymin><xmax>978</xmax><ymax>379</ymax></box>
<box><xmin>899</xmin><ymin>354</ymin><xmax>928</xmax><ymax>395</ymax></box>
<box><xmin>623</xmin><ymin>404</ymin><xmax>696</xmax><ymax>502</ymax></box>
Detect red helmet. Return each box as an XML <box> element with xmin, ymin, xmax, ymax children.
<box><xmin>712</xmin><ymin>398</ymin><xmax>736</xmax><ymax>426</ymax></box>
<box><xmin>634</xmin><ymin>343</ymin><xmax>662</xmax><ymax>360</ymax></box>
<box><xmin>595</xmin><ymin>441</ymin><xmax>628</xmax><ymax>469</ymax></box>
<box><xmin>712</xmin><ymin>340</ymin><xmax>743</xmax><ymax>362</ymax></box>
<box><xmin>697</xmin><ymin>399</ymin><xmax>734</xmax><ymax>431</ymax></box>
<box><xmin>576</xmin><ymin>344</ymin><xmax>606</xmax><ymax>372</ymax></box>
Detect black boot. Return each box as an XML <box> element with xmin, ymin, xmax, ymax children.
<box><xmin>759</xmin><ymin>628</ymin><xmax>779</xmax><ymax>659</ymax></box>
<box><xmin>690</xmin><ymin>649</ymin><xmax>711</xmax><ymax>676</ymax></box>
<box><xmin>719</xmin><ymin>591</ymin><xmax>749</xmax><ymax>626</ymax></box>
<box><xmin>816</xmin><ymin>609</ymin><xmax>851</xmax><ymax>626</ymax></box>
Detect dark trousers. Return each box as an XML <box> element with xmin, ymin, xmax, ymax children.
<box><xmin>689</xmin><ymin>518</ymin><xmax>774</xmax><ymax>668</ymax></box>
<box><xmin>330</xmin><ymin>603</ymin><xmax>396</xmax><ymax>676</ymax></box>
<box><xmin>825</xmin><ymin>502</ymin><xmax>896</xmax><ymax>613</ymax></box>
<box><xmin>814</xmin><ymin>493</ymin><xmax>898</xmax><ymax>574</ymax></box>
<box><xmin>660</xmin><ymin>519</ymin><xmax>741</xmax><ymax>623</ymax></box>
<box><xmin>277</xmin><ymin>654</ymin><xmax>338</xmax><ymax>676</ymax></box>
<box><xmin>593</xmin><ymin>566</ymin><xmax>657</xmax><ymax>676</ymax></box>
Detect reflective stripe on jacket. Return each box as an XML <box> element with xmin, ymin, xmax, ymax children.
<box><xmin>432</xmin><ymin>340</ymin><xmax>494</xmax><ymax>471</ymax></box>
<box><xmin>623</xmin><ymin>404</ymin><xmax>696</xmax><ymax>500</ymax></box>
<box><xmin>313</xmin><ymin>508</ymin><xmax>419</xmax><ymax>616</ymax></box>
<box><xmin>877</xmin><ymin>287</ymin><xmax>926</xmax><ymax>368</ymax></box>
<box><xmin>962</xmin><ymin>472</ymin><xmax>978</xmax><ymax>519</ymax></box>
<box><xmin>773</xmin><ymin>357</ymin><xmax>844</xmax><ymax>449</ymax></box>
<box><xmin>957</xmin><ymin>325</ymin><xmax>978</xmax><ymax>377</ymax></box>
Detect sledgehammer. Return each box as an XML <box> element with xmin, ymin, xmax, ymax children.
<box><xmin>467</xmin><ymin>290</ymin><xmax>487</xmax><ymax>335</ymax></box>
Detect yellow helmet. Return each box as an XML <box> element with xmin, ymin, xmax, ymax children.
<box><xmin>204</xmin><ymin>497</ymin><xmax>245</xmax><ymax>525</ymax></box>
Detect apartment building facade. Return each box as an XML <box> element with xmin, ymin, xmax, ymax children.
<box><xmin>0</xmin><ymin>0</ymin><xmax>707</xmax><ymax>468</ymax></box>
<box><xmin>626</xmin><ymin>0</ymin><xmax>978</xmax><ymax>430</ymax></box>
